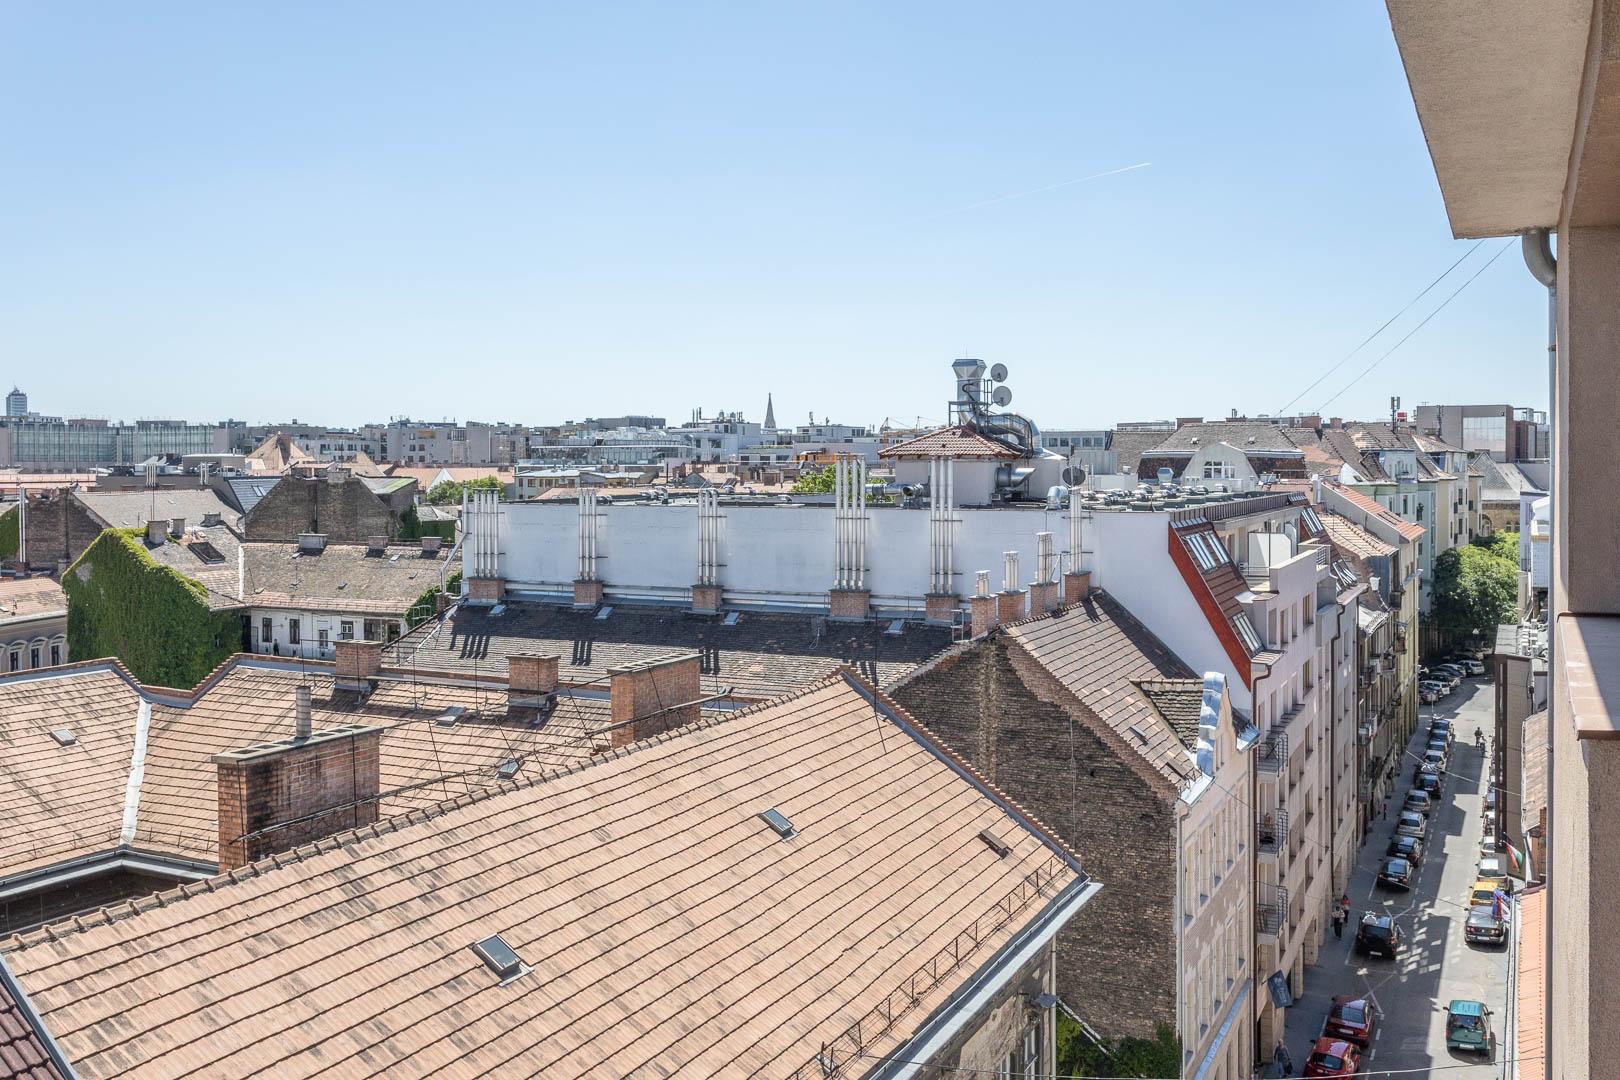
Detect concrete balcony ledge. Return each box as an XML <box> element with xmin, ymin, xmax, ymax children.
<box><xmin>1556</xmin><ymin>613</ymin><xmax>1620</xmax><ymax>740</ymax></box>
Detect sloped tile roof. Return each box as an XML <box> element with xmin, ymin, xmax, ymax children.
<box><xmin>241</xmin><ymin>542</ymin><xmax>454</xmax><ymax>615</ymax></box>
<box><xmin>1326</xmin><ymin>484</ymin><xmax>1427</xmax><ymax>541</ymax></box>
<box><xmin>142</xmin><ymin>526</ymin><xmax>244</xmax><ymax>611</ymax></box>
<box><xmin>1004</xmin><ymin>591</ymin><xmax>1198</xmax><ymax>785</ymax></box>
<box><xmin>0</xmin><ymin>666</ymin><xmax>143</xmax><ymax>883</ymax></box>
<box><xmin>1515</xmin><ymin>884</ymin><xmax>1546</xmax><ymax>1076</ymax></box>
<box><xmin>1319</xmin><ymin>513</ymin><xmax>1396</xmax><ymax>560</ymax></box>
<box><xmin>1147</xmin><ymin>422</ymin><xmax>1301</xmax><ymax>454</ymax></box>
<box><xmin>72</xmin><ymin>489</ymin><xmax>242</xmax><ymax>533</ymax></box>
<box><xmin>2</xmin><ymin>672</ymin><xmax>1084</xmax><ymax>1080</ymax></box>
<box><xmin>878</xmin><ymin>425</ymin><xmax>1021</xmax><ymax>459</ymax></box>
<box><xmin>0</xmin><ymin>962</ymin><xmax>65</xmax><ymax>1080</ymax></box>
<box><xmin>0</xmin><ymin>659</ymin><xmax>607</xmax><ymax>886</ymax></box>
<box><xmin>245</xmin><ymin>433</ymin><xmax>312</xmax><ymax>474</ymax></box>
<box><xmin>388</xmin><ymin>602</ymin><xmax>954</xmax><ymax>698</ymax></box>
<box><xmin>1107</xmin><ymin>429</ymin><xmax>1172</xmax><ymax>476</ymax></box>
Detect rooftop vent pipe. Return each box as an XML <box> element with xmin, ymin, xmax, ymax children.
<box><xmin>294</xmin><ymin>685</ymin><xmax>312</xmax><ymax>740</ymax></box>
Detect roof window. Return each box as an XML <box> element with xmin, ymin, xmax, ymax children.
<box><xmin>978</xmin><ymin>828</ymin><xmax>1011</xmax><ymax>858</ymax></box>
<box><xmin>496</xmin><ymin>758</ymin><xmax>521</xmax><ymax>780</ymax></box>
<box><xmin>759</xmin><ymin>807</ymin><xmax>796</xmax><ymax>839</ymax></box>
<box><xmin>722</xmin><ymin>611</ymin><xmax>740</xmax><ymax>626</ymax></box>
<box><xmin>1232</xmin><ymin>613</ymin><xmax>1264</xmax><ymax>654</ymax></box>
<box><xmin>471</xmin><ymin>934</ymin><xmax>526</xmax><ymax>981</ymax></box>
<box><xmin>594</xmin><ymin>606</ymin><xmax>614</xmax><ymax>621</ymax></box>
<box><xmin>50</xmin><ymin>729</ymin><xmax>75</xmax><ymax>747</ymax></box>
<box><xmin>884</xmin><ymin>619</ymin><xmax>905</xmax><ymax>636</ymax></box>
<box><xmin>435</xmin><ymin>706</ymin><xmax>466</xmax><ymax>728</ymax></box>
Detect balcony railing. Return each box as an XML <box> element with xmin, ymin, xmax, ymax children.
<box><xmin>1256</xmin><ymin>731</ymin><xmax>1288</xmax><ymax>773</ymax></box>
<box><xmin>1257</xmin><ymin>810</ymin><xmax>1289</xmax><ymax>855</ymax></box>
<box><xmin>1257</xmin><ymin>883</ymin><xmax>1289</xmax><ymax>936</ymax></box>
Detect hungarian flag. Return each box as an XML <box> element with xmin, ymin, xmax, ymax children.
<box><xmin>1493</xmin><ymin>890</ymin><xmax>1510</xmax><ymax>920</ymax></box>
<box><xmin>1504</xmin><ymin>839</ymin><xmax>1526</xmax><ymax>876</ymax></box>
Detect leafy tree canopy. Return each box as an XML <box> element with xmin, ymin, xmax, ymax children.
<box><xmin>426</xmin><ymin>475</ymin><xmax>505</xmax><ymax>505</ymax></box>
<box><xmin>1471</xmin><ymin>529</ymin><xmax>1519</xmax><ymax>563</ymax></box>
<box><xmin>1432</xmin><ymin>543</ymin><xmax>1518</xmax><ymax>643</ymax></box>
<box><xmin>791</xmin><ymin>467</ymin><xmax>835</xmax><ymax>494</ymax></box>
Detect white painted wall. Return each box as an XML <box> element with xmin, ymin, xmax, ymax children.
<box><xmin>250</xmin><ymin>607</ymin><xmax>404</xmax><ymax>659</ymax></box>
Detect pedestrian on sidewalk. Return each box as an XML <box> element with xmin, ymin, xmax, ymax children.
<box><xmin>1332</xmin><ymin>907</ymin><xmax>1346</xmax><ymax>939</ymax></box>
<box><xmin>1273</xmin><ymin>1040</ymin><xmax>1294</xmax><ymax>1077</ymax></box>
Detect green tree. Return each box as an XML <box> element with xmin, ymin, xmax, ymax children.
<box><xmin>1432</xmin><ymin>544</ymin><xmax>1519</xmax><ymax>645</ymax></box>
<box><xmin>0</xmin><ymin>505</ymin><xmax>17</xmax><ymax>561</ymax></box>
<box><xmin>791</xmin><ymin>467</ymin><xmax>835</xmax><ymax>494</ymax></box>
<box><xmin>1471</xmin><ymin>528</ymin><xmax>1519</xmax><ymax>563</ymax></box>
<box><xmin>426</xmin><ymin>475</ymin><xmax>504</xmax><ymax>505</ymax></box>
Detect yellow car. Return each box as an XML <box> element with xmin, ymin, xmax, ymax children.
<box><xmin>1468</xmin><ymin>880</ymin><xmax>1502</xmax><ymax>907</ymax></box>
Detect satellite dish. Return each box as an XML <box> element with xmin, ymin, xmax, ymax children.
<box><xmin>1062</xmin><ymin>465</ymin><xmax>1087</xmax><ymax>486</ymax></box>
<box><xmin>988</xmin><ymin>363</ymin><xmax>1009</xmax><ymax>383</ymax></box>
<box><xmin>991</xmin><ymin>385</ymin><xmax>1013</xmax><ymax>407</ymax></box>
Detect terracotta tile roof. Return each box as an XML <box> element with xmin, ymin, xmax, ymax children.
<box><xmin>2</xmin><ymin>672</ymin><xmax>1086</xmax><ymax>1080</ymax></box>
<box><xmin>245</xmin><ymin>433</ymin><xmax>312</xmax><ymax>474</ymax></box>
<box><xmin>72</xmin><ymin>489</ymin><xmax>242</xmax><ymax>533</ymax></box>
<box><xmin>0</xmin><ymin>960</ymin><xmax>66</xmax><ymax>1080</ymax></box>
<box><xmin>1004</xmin><ymin>592</ymin><xmax>1199</xmax><ymax>785</ymax></box>
<box><xmin>241</xmin><ymin>542</ymin><xmax>454</xmax><ymax>615</ymax></box>
<box><xmin>0</xmin><ymin>666</ymin><xmax>143</xmax><ymax>883</ymax></box>
<box><xmin>1514</xmin><ymin>884</ymin><xmax>1546</xmax><ymax>1076</ymax></box>
<box><xmin>1319</xmin><ymin>513</ymin><xmax>1396</xmax><ymax>560</ymax></box>
<box><xmin>0</xmin><ymin>659</ymin><xmax>607</xmax><ymax>885</ymax></box>
<box><xmin>1326</xmin><ymin>484</ymin><xmax>1427</xmax><ymax>541</ymax></box>
<box><xmin>388</xmin><ymin>602</ymin><xmax>954</xmax><ymax>698</ymax></box>
<box><xmin>0</xmin><ymin>579</ymin><xmax>66</xmax><ymax>622</ymax></box>
<box><xmin>878</xmin><ymin>425</ymin><xmax>1021</xmax><ymax>459</ymax></box>
<box><xmin>142</xmin><ymin>526</ymin><xmax>244</xmax><ymax>611</ymax></box>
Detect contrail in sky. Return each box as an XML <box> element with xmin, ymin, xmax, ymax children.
<box><xmin>925</xmin><ymin>161</ymin><xmax>1153</xmax><ymax>218</ymax></box>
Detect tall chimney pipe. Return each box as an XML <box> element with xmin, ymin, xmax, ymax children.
<box><xmin>295</xmin><ymin>685</ymin><xmax>312</xmax><ymax>740</ymax></box>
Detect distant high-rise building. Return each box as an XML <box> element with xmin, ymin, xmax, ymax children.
<box><xmin>6</xmin><ymin>387</ymin><xmax>27</xmax><ymax>417</ymax></box>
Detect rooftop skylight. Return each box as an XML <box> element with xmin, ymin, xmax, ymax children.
<box><xmin>471</xmin><ymin>934</ymin><xmax>526</xmax><ymax>981</ymax></box>
<box><xmin>759</xmin><ymin>807</ymin><xmax>795</xmax><ymax>839</ymax></box>
<box><xmin>50</xmin><ymin>729</ymin><xmax>75</xmax><ymax>747</ymax></box>
<box><xmin>978</xmin><ymin>828</ymin><xmax>1011</xmax><ymax>858</ymax></box>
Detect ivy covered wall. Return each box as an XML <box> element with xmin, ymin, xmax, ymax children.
<box><xmin>64</xmin><ymin>528</ymin><xmax>244</xmax><ymax>687</ymax></box>
<box><xmin>0</xmin><ymin>505</ymin><xmax>16</xmax><ymax>561</ymax></box>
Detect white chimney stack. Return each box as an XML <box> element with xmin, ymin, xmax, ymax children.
<box><xmin>294</xmin><ymin>685</ymin><xmax>312</xmax><ymax>740</ymax></box>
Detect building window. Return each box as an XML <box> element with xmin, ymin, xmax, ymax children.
<box><xmin>1202</xmin><ymin>461</ymin><xmax>1235</xmax><ymax>479</ymax></box>
<box><xmin>288</xmin><ymin>619</ymin><xmax>301</xmax><ymax>645</ymax></box>
<box><xmin>318</xmin><ymin>628</ymin><xmax>329</xmax><ymax>649</ymax></box>
<box><xmin>8</xmin><ymin>649</ymin><xmax>17</xmax><ymax>672</ymax></box>
<box><xmin>1023</xmin><ymin>1026</ymin><xmax>1039</xmax><ymax>1079</ymax></box>
<box><xmin>340</xmin><ymin>620</ymin><xmax>354</xmax><ymax>640</ymax></box>
<box><xmin>261</xmin><ymin>618</ymin><xmax>273</xmax><ymax>643</ymax></box>
<box><xmin>29</xmin><ymin>647</ymin><xmax>40</xmax><ymax>669</ymax></box>
<box><xmin>49</xmin><ymin>643</ymin><xmax>60</xmax><ymax>666</ymax></box>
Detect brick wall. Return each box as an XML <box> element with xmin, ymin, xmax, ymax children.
<box><xmin>608</xmin><ymin>654</ymin><xmax>701</xmax><ymax>747</ymax></box>
<box><xmin>244</xmin><ymin>477</ymin><xmax>401</xmax><ymax>542</ymax></box>
<box><xmin>215</xmin><ymin>728</ymin><xmax>382</xmax><ymax>869</ymax></box>
<box><xmin>890</xmin><ymin>637</ymin><xmax>1179</xmax><ymax>1039</ymax></box>
<box><xmin>21</xmin><ymin>492</ymin><xmax>103</xmax><ymax>570</ymax></box>
<box><xmin>0</xmin><ymin>867</ymin><xmax>189</xmax><ymax>935</ymax></box>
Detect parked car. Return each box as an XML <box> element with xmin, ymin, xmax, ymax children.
<box><xmin>1468</xmin><ymin>879</ymin><xmax>1504</xmax><ymax>907</ymax></box>
<box><xmin>1433</xmin><ymin>663</ymin><xmax>1466</xmax><ymax>679</ymax></box>
<box><xmin>1304</xmin><ymin>1037</ymin><xmax>1363</xmax><ymax>1077</ymax></box>
<box><xmin>1466</xmin><ymin>905</ymin><xmax>1509</xmax><ymax>946</ymax></box>
<box><xmin>1420</xmin><ymin>680</ymin><xmax>1452</xmax><ymax>698</ymax></box>
<box><xmin>1420</xmin><ymin>687</ymin><xmax>1441</xmax><ymax>705</ymax></box>
<box><xmin>1416</xmin><ymin>771</ymin><xmax>1442</xmax><ymax>797</ymax></box>
<box><xmin>1460</xmin><ymin>658</ymin><xmax>1486</xmax><ymax>676</ymax></box>
<box><xmin>1355</xmin><ymin>913</ymin><xmax>1401</xmax><ymax>957</ymax></box>
<box><xmin>1404</xmin><ymin>789</ymin><xmax>1434</xmax><ymax>815</ymax></box>
<box><xmin>1387</xmin><ymin>834</ymin><xmax>1425</xmax><ymax>865</ymax></box>
<box><xmin>1378</xmin><ymin>856</ymin><xmax>1414</xmax><ymax>890</ymax></box>
<box><xmin>1322</xmin><ymin>995</ymin><xmax>1378</xmax><ymax>1046</ymax></box>
<box><xmin>1445</xmin><ymin>999</ymin><xmax>1494</xmax><ymax>1053</ymax></box>
<box><xmin>1477</xmin><ymin>855</ymin><xmax>1515</xmax><ymax>893</ymax></box>
<box><xmin>1423</xmin><ymin>748</ymin><xmax>1448</xmax><ymax>772</ymax></box>
<box><xmin>1396</xmin><ymin>811</ymin><xmax>1426</xmax><ymax>838</ymax></box>
<box><xmin>1431</xmin><ymin>717</ymin><xmax>1455</xmax><ymax>739</ymax></box>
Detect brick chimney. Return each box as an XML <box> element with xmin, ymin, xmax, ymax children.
<box><xmin>468</xmin><ymin>576</ymin><xmax>505</xmax><ymax>603</ymax></box>
<box><xmin>213</xmin><ymin>694</ymin><xmax>381</xmax><ymax>870</ymax></box>
<box><xmin>508</xmin><ymin>653</ymin><xmax>559</xmax><ymax>706</ymax></box>
<box><xmin>334</xmin><ymin>639</ymin><xmax>382</xmax><ymax>691</ymax></box>
<box><xmin>607</xmin><ymin>653</ymin><xmax>701</xmax><ymax>749</ymax></box>
<box><xmin>969</xmin><ymin>569</ymin><xmax>997</xmax><ymax>635</ymax></box>
<box><xmin>1062</xmin><ymin>569</ymin><xmax>1093</xmax><ymax>605</ymax></box>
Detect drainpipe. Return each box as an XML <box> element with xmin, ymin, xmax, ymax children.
<box><xmin>1521</xmin><ymin>226</ymin><xmax>1555</xmax><ymax>1080</ymax></box>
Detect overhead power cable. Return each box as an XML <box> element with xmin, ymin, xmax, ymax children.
<box><xmin>1316</xmin><ymin>239</ymin><xmax>1514</xmax><ymax>413</ymax></box>
<box><xmin>1276</xmin><ymin>239</ymin><xmax>1486</xmax><ymax>416</ymax></box>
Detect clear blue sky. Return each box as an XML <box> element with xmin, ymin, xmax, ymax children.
<box><xmin>0</xmin><ymin>2</ymin><xmax>1548</xmax><ymax>431</ymax></box>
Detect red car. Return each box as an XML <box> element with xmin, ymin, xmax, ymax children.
<box><xmin>1304</xmin><ymin>1037</ymin><xmax>1362</xmax><ymax>1077</ymax></box>
<box><xmin>1322</xmin><ymin>994</ymin><xmax>1378</xmax><ymax>1046</ymax></box>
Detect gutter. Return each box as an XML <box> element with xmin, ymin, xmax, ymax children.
<box><xmin>0</xmin><ymin>847</ymin><xmax>216</xmax><ymax>902</ymax></box>
<box><xmin>865</xmin><ymin>878</ymin><xmax>1102</xmax><ymax>1079</ymax></box>
<box><xmin>0</xmin><ymin>952</ymin><xmax>77</xmax><ymax>1079</ymax></box>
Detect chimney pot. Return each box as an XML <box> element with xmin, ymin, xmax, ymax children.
<box><xmin>145</xmin><ymin>520</ymin><xmax>167</xmax><ymax>546</ymax></box>
<box><xmin>294</xmin><ymin>684</ymin><xmax>312</xmax><ymax>740</ymax></box>
<box><xmin>367</xmin><ymin>535</ymin><xmax>389</xmax><ymax>555</ymax></box>
<box><xmin>334</xmin><ymin>639</ymin><xmax>382</xmax><ymax>690</ymax></box>
<box><xmin>421</xmin><ymin>535</ymin><xmax>442</xmax><ymax>554</ymax></box>
<box><xmin>169</xmin><ymin>517</ymin><xmax>186</xmax><ymax>537</ymax></box>
<box><xmin>608</xmin><ymin>653</ymin><xmax>702</xmax><ymax>748</ymax></box>
<box><xmin>508</xmin><ymin>654</ymin><xmax>559</xmax><ymax>704</ymax></box>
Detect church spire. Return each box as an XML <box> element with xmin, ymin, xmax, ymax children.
<box><xmin>763</xmin><ymin>392</ymin><xmax>776</xmax><ymax>432</ymax></box>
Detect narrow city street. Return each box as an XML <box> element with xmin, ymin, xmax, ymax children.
<box><xmin>1285</xmin><ymin>677</ymin><xmax>1511</xmax><ymax>1077</ymax></box>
